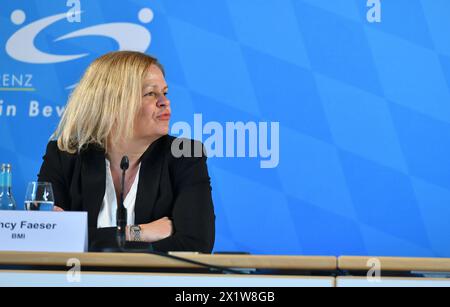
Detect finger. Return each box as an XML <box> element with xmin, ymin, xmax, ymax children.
<box><xmin>53</xmin><ymin>206</ymin><xmax>64</xmax><ymax>212</ymax></box>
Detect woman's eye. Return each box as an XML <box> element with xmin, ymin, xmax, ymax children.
<box><xmin>164</xmin><ymin>92</ymin><xmax>169</xmax><ymax>97</ymax></box>
<box><xmin>144</xmin><ymin>92</ymin><xmax>156</xmax><ymax>97</ymax></box>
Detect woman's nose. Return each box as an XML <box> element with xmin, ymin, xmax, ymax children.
<box><xmin>157</xmin><ymin>95</ymin><xmax>170</xmax><ymax>108</ymax></box>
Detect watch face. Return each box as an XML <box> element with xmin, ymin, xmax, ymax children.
<box><xmin>131</xmin><ymin>225</ymin><xmax>141</xmax><ymax>241</ymax></box>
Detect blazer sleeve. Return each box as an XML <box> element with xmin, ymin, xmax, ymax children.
<box><xmin>152</xmin><ymin>141</ymin><xmax>216</xmax><ymax>253</ymax></box>
<box><xmin>37</xmin><ymin>141</ymin><xmax>71</xmax><ymax>211</ymax></box>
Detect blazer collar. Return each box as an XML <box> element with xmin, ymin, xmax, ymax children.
<box><xmin>134</xmin><ymin>135</ymin><xmax>167</xmax><ymax>224</ymax></box>
<box><xmin>80</xmin><ymin>144</ymin><xmax>106</xmax><ymax>228</ymax></box>
<box><xmin>80</xmin><ymin>136</ymin><xmax>168</xmax><ymax>227</ymax></box>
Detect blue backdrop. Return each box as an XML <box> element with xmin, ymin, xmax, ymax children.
<box><xmin>1</xmin><ymin>0</ymin><xmax>449</xmax><ymax>257</ymax></box>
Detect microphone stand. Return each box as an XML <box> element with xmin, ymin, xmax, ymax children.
<box><xmin>116</xmin><ymin>156</ymin><xmax>129</xmax><ymax>249</ymax></box>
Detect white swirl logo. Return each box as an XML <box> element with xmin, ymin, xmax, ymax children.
<box><xmin>6</xmin><ymin>8</ymin><xmax>153</xmax><ymax>64</ymax></box>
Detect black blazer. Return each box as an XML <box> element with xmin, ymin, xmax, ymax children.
<box><xmin>37</xmin><ymin>135</ymin><xmax>215</xmax><ymax>253</ymax></box>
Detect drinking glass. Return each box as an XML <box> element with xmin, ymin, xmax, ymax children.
<box><xmin>24</xmin><ymin>182</ymin><xmax>55</xmax><ymax>211</ymax></box>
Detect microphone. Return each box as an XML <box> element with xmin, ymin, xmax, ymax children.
<box><xmin>116</xmin><ymin>156</ymin><xmax>129</xmax><ymax>248</ymax></box>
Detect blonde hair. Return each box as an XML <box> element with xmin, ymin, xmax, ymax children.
<box><xmin>53</xmin><ymin>51</ymin><xmax>164</xmax><ymax>154</ymax></box>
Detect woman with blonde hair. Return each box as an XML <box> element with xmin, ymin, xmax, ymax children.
<box><xmin>38</xmin><ymin>51</ymin><xmax>215</xmax><ymax>253</ymax></box>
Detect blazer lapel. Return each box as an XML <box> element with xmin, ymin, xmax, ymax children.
<box><xmin>81</xmin><ymin>145</ymin><xmax>106</xmax><ymax>228</ymax></box>
<box><xmin>134</xmin><ymin>136</ymin><xmax>166</xmax><ymax>224</ymax></box>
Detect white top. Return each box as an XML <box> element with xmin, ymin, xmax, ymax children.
<box><xmin>97</xmin><ymin>159</ymin><xmax>141</xmax><ymax>228</ymax></box>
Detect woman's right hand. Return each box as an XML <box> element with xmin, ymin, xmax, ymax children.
<box><xmin>139</xmin><ymin>217</ymin><xmax>174</xmax><ymax>243</ymax></box>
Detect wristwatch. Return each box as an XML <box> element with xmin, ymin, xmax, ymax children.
<box><xmin>129</xmin><ymin>225</ymin><xmax>142</xmax><ymax>242</ymax></box>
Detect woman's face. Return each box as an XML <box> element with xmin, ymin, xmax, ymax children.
<box><xmin>134</xmin><ymin>64</ymin><xmax>171</xmax><ymax>141</ymax></box>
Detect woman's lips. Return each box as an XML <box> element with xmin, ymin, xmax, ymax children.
<box><xmin>157</xmin><ymin>113</ymin><xmax>171</xmax><ymax>121</ymax></box>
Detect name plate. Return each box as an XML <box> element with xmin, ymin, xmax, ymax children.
<box><xmin>0</xmin><ymin>211</ymin><xmax>87</xmax><ymax>253</ymax></box>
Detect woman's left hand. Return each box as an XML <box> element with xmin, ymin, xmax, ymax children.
<box><xmin>139</xmin><ymin>217</ymin><xmax>174</xmax><ymax>243</ymax></box>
